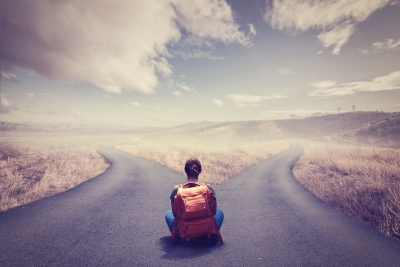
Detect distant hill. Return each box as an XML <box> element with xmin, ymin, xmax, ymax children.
<box><xmin>276</xmin><ymin>111</ymin><xmax>396</xmax><ymax>138</ymax></box>
<box><xmin>144</xmin><ymin>112</ymin><xmax>400</xmax><ymax>146</ymax></box>
<box><xmin>0</xmin><ymin>121</ymin><xmax>151</xmax><ymax>133</ymax></box>
<box><xmin>2</xmin><ymin>112</ymin><xmax>399</xmax><ymax>147</ymax></box>
<box><xmin>1</xmin><ymin>121</ymin><xmax>115</xmax><ymax>133</ymax></box>
<box><xmin>167</xmin><ymin>121</ymin><xmax>220</xmax><ymax>132</ymax></box>
<box><xmin>145</xmin><ymin>120</ymin><xmax>282</xmax><ymax>145</ymax></box>
<box><xmin>339</xmin><ymin>113</ymin><xmax>400</xmax><ymax>148</ymax></box>
<box><xmin>1</xmin><ymin>122</ymin><xmax>43</xmax><ymax>132</ymax></box>
<box><xmin>0</xmin><ymin>120</ymin><xmax>220</xmax><ymax>135</ymax></box>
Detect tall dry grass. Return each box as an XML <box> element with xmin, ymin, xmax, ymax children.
<box><xmin>293</xmin><ymin>141</ymin><xmax>400</xmax><ymax>240</ymax></box>
<box><xmin>117</xmin><ymin>140</ymin><xmax>289</xmax><ymax>184</ymax></box>
<box><xmin>0</xmin><ymin>143</ymin><xmax>109</xmax><ymax>211</ymax></box>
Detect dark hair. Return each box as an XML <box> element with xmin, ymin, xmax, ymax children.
<box><xmin>184</xmin><ymin>158</ymin><xmax>202</xmax><ymax>177</ymax></box>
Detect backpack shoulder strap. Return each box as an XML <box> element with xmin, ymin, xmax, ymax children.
<box><xmin>178</xmin><ymin>183</ymin><xmax>187</xmax><ymax>189</ymax></box>
<box><xmin>179</xmin><ymin>182</ymin><xmax>204</xmax><ymax>189</ymax></box>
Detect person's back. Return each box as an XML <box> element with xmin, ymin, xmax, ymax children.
<box><xmin>165</xmin><ymin>158</ymin><xmax>224</xmax><ymax>244</ymax></box>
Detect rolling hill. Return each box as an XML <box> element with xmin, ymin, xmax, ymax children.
<box><xmin>144</xmin><ymin>112</ymin><xmax>400</xmax><ymax>147</ymax></box>
<box><xmin>2</xmin><ymin>112</ymin><xmax>399</xmax><ymax>147</ymax></box>
<box><xmin>0</xmin><ymin>121</ymin><xmax>219</xmax><ymax>135</ymax></box>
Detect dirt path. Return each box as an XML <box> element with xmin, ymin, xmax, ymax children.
<box><xmin>0</xmin><ymin>144</ymin><xmax>399</xmax><ymax>266</ymax></box>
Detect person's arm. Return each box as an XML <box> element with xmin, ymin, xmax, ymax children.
<box><xmin>171</xmin><ymin>202</ymin><xmax>176</xmax><ymax>216</ymax></box>
<box><xmin>212</xmin><ymin>196</ymin><xmax>217</xmax><ymax>215</ymax></box>
<box><xmin>170</xmin><ymin>186</ymin><xmax>179</xmax><ymax>217</ymax></box>
<box><xmin>207</xmin><ymin>185</ymin><xmax>217</xmax><ymax>215</ymax></box>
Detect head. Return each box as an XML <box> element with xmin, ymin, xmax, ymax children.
<box><xmin>184</xmin><ymin>158</ymin><xmax>202</xmax><ymax>179</ymax></box>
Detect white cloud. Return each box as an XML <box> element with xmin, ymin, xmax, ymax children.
<box><xmin>1</xmin><ymin>0</ymin><xmax>250</xmax><ymax>95</ymax></box>
<box><xmin>130</xmin><ymin>102</ymin><xmax>140</xmax><ymax>107</ymax></box>
<box><xmin>308</xmin><ymin>80</ymin><xmax>337</xmax><ymax>88</ymax></box>
<box><xmin>0</xmin><ymin>95</ymin><xmax>18</xmax><ymax>114</ymax></box>
<box><xmin>249</xmin><ymin>24</ymin><xmax>256</xmax><ymax>36</ymax></box>
<box><xmin>227</xmin><ymin>94</ymin><xmax>287</xmax><ymax>108</ymax></box>
<box><xmin>275</xmin><ymin>68</ymin><xmax>292</xmax><ymax>75</ymax></box>
<box><xmin>172</xmin><ymin>91</ymin><xmax>183</xmax><ymax>96</ymax></box>
<box><xmin>26</xmin><ymin>93</ymin><xmax>34</xmax><ymax>98</ymax></box>
<box><xmin>123</xmin><ymin>102</ymin><xmax>140</xmax><ymax>107</ymax></box>
<box><xmin>270</xmin><ymin>94</ymin><xmax>287</xmax><ymax>99</ymax></box>
<box><xmin>317</xmin><ymin>51</ymin><xmax>323</xmax><ymax>54</ymax></box>
<box><xmin>373</xmin><ymin>38</ymin><xmax>400</xmax><ymax>52</ymax></box>
<box><xmin>42</xmin><ymin>93</ymin><xmax>58</xmax><ymax>98</ymax></box>
<box><xmin>309</xmin><ymin>70</ymin><xmax>400</xmax><ymax>97</ymax></box>
<box><xmin>174</xmin><ymin>0</ymin><xmax>252</xmax><ymax>47</ymax></box>
<box><xmin>1</xmin><ymin>71</ymin><xmax>18</xmax><ymax>82</ymax></box>
<box><xmin>171</xmin><ymin>0</ymin><xmax>254</xmax><ymax>60</ymax></box>
<box><xmin>174</xmin><ymin>49</ymin><xmax>225</xmax><ymax>60</ymax></box>
<box><xmin>213</xmin><ymin>99</ymin><xmax>223</xmax><ymax>107</ymax></box>
<box><xmin>355</xmin><ymin>48</ymin><xmax>370</xmax><ymax>55</ymax></box>
<box><xmin>180</xmin><ymin>74</ymin><xmax>186</xmax><ymax>78</ymax></box>
<box><xmin>176</xmin><ymin>82</ymin><xmax>194</xmax><ymax>92</ymax></box>
<box><xmin>264</xmin><ymin>0</ymin><xmax>390</xmax><ymax>54</ymax></box>
<box><xmin>31</xmin><ymin>108</ymin><xmax>83</xmax><ymax>118</ymax></box>
<box><xmin>317</xmin><ymin>22</ymin><xmax>355</xmax><ymax>55</ymax></box>
<box><xmin>151</xmin><ymin>57</ymin><xmax>173</xmax><ymax>78</ymax></box>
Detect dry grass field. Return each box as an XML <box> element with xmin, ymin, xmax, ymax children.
<box><xmin>2</xmin><ymin>113</ymin><xmax>398</xmax><ymax>241</ymax></box>
<box><xmin>293</xmin><ymin>141</ymin><xmax>400</xmax><ymax>240</ymax></box>
<box><xmin>117</xmin><ymin>140</ymin><xmax>289</xmax><ymax>184</ymax></box>
<box><xmin>0</xmin><ymin>131</ymin><xmax>131</xmax><ymax>211</ymax></box>
<box><xmin>0</xmin><ymin>128</ymin><xmax>288</xmax><ymax>210</ymax></box>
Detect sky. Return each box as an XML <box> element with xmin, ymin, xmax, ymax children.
<box><xmin>1</xmin><ymin>0</ymin><xmax>400</xmax><ymax>128</ymax></box>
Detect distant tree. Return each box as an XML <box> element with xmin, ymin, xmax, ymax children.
<box><xmin>338</xmin><ymin>107</ymin><xmax>341</xmax><ymax>113</ymax></box>
<box><xmin>352</xmin><ymin>105</ymin><xmax>355</xmax><ymax>112</ymax></box>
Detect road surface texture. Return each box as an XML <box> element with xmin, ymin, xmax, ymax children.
<box><xmin>1</xmin><ymin>143</ymin><xmax>399</xmax><ymax>266</ymax></box>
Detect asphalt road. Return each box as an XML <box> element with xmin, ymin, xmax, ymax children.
<box><xmin>0</xmin><ymin>143</ymin><xmax>399</xmax><ymax>266</ymax></box>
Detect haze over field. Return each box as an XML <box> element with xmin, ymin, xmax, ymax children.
<box><xmin>1</xmin><ymin>0</ymin><xmax>400</xmax><ymax>128</ymax></box>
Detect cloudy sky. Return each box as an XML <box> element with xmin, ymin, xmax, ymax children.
<box><xmin>1</xmin><ymin>0</ymin><xmax>400</xmax><ymax>127</ymax></box>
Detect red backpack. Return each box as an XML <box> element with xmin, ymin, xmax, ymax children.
<box><xmin>171</xmin><ymin>182</ymin><xmax>223</xmax><ymax>244</ymax></box>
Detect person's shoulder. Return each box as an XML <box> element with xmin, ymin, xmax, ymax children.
<box><xmin>205</xmin><ymin>184</ymin><xmax>216</xmax><ymax>194</ymax></box>
<box><xmin>205</xmin><ymin>184</ymin><xmax>214</xmax><ymax>189</ymax></box>
<box><xmin>171</xmin><ymin>185</ymin><xmax>179</xmax><ymax>193</ymax></box>
<box><xmin>170</xmin><ymin>185</ymin><xmax>180</xmax><ymax>202</ymax></box>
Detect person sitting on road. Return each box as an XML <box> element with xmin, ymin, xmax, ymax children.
<box><xmin>165</xmin><ymin>158</ymin><xmax>224</xmax><ymax>236</ymax></box>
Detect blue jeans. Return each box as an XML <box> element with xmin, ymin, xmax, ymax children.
<box><xmin>165</xmin><ymin>209</ymin><xmax>224</xmax><ymax>233</ymax></box>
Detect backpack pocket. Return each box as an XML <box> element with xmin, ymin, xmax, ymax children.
<box><xmin>183</xmin><ymin>192</ymin><xmax>211</xmax><ymax>220</ymax></box>
<box><xmin>178</xmin><ymin>217</ymin><xmax>215</xmax><ymax>240</ymax></box>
